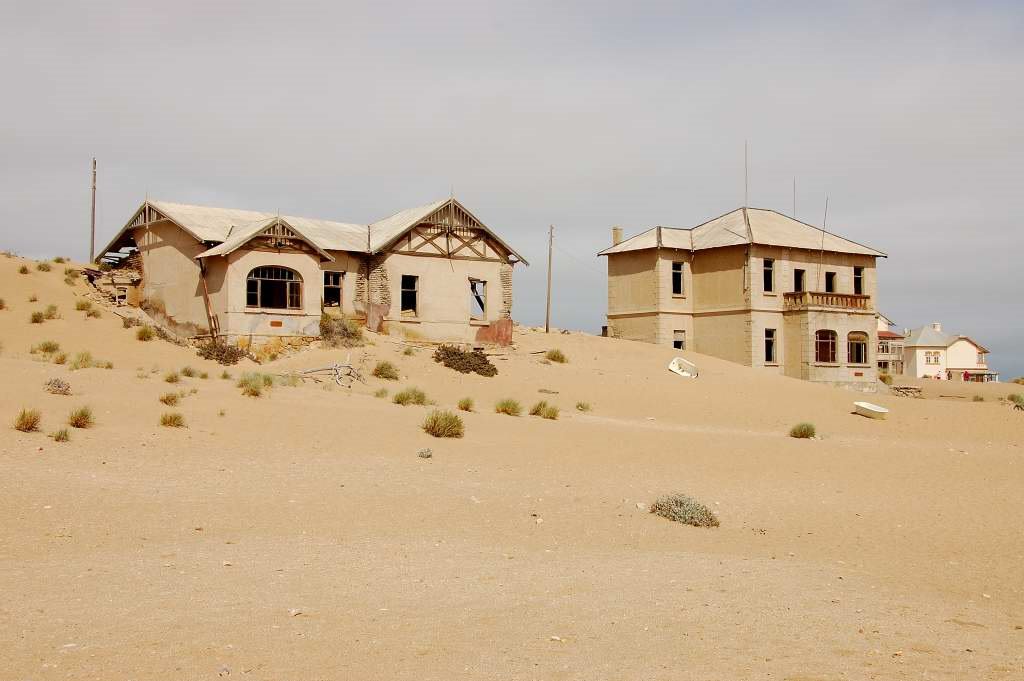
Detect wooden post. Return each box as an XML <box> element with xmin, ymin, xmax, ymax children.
<box><xmin>89</xmin><ymin>158</ymin><xmax>97</xmax><ymax>262</ymax></box>
<box><xmin>544</xmin><ymin>225</ymin><xmax>553</xmax><ymax>333</ymax></box>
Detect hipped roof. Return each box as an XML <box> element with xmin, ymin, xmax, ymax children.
<box><xmin>904</xmin><ymin>326</ymin><xmax>989</xmax><ymax>352</ymax></box>
<box><xmin>598</xmin><ymin>207</ymin><xmax>886</xmax><ymax>258</ymax></box>
<box><xmin>98</xmin><ymin>198</ymin><xmax>526</xmax><ymax>264</ymax></box>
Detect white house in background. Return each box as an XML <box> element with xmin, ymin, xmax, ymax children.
<box><xmin>903</xmin><ymin>322</ymin><xmax>998</xmax><ymax>382</ymax></box>
<box><xmin>876</xmin><ymin>313</ymin><xmax>905</xmax><ymax>376</ymax></box>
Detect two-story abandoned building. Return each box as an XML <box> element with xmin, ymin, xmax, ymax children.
<box><xmin>599</xmin><ymin>207</ymin><xmax>886</xmax><ymax>387</ymax></box>
<box><xmin>95</xmin><ymin>197</ymin><xmax>527</xmax><ymax>345</ymax></box>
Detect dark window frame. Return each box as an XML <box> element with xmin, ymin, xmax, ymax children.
<box><xmin>825</xmin><ymin>271</ymin><xmax>837</xmax><ymax>293</ymax></box>
<box><xmin>765</xmin><ymin>328</ymin><xmax>777</xmax><ymax>363</ymax></box>
<box><xmin>469</xmin><ymin>278</ymin><xmax>487</xmax><ymax>320</ymax></box>
<box><xmin>400</xmin><ymin>274</ymin><xmax>419</xmax><ymax>316</ymax></box>
<box><xmin>847</xmin><ymin>332</ymin><xmax>869</xmax><ymax>365</ymax></box>
<box><xmin>763</xmin><ymin>258</ymin><xmax>775</xmax><ymax>293</ymax></box>
<box><xmin>671</xmin><ymin>261</ymin><xmax>685</xmax><ymax>296</ymax></box>
<box><xmin>323</xmin><ymin>270</ymin><xmax>343</xmax><ymax>307</ymax></box>
<box><xmin>815</xmin><ymin>329</ymin><xmax>837</xmax><ymax>363</ymax></box>
<box><xmin>246</xmin><ymin>266</ymin><xmax>302</xmax><ymax>310</ymax></box>
<box><xmin>672</xmin><ymin>329</ymin><xmax>686</xmax><ymax>350</ymax></box>
<box><xmin>794</xmin><ymin>268</ymin><xmax>805</xmax><ymax>292</ymax></box>
<box><xmin>853</xmin><ymin>266</ymin><xmax>864</xmax><ymax>295</ymax></box>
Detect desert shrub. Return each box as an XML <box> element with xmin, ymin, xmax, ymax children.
<box><xmin>197</xmin><ymin>340</ymin><xmax>247</xmax><ymax>365</ymax></box>
<box><xmin>457</xmin><ymin>397</ymin><xmax>474</xmax><ymax>412</ymax></box>
<box><xmin>576</xmin><ymin>401</ymin><xmax>592</xmax><ymax>412</ymax></box>
<box><xmin>101</xmin><ymin>361</ymin><xmax>113</xmax><ymax>369</ymax></box>
<box><xmin>220</xmin><ymin>370</ymin><xmax>232</xmax><ymax>380</ymax></box>
<box><xmin>649</xmin><ymin>493</ymin><xmax>720</xmax><ymax>528</ymax></box>
<box><xmin>372</xmin><ymin>361</ymin><xmax>400</xmax><ymax>381</ymax></box>
<box><xmin>540</xmin><ymin>404</ymin><xmax>559</xmax><ymax>420</ymax></box>
<box><xmin>36</xmin><ymin>262</ymin><xmax>52</xmax><ymax>272</ymax></box>
<box><xmin>63</xmin><ymin>277</ymin><xmax>75</xmax><ymax>286</ymax></box>
<box><xmin>402</xmin><ymin>346</ymin><xmax>415</xmax><ymax>356</ymax></box>
<box><xmin>14</xmin><ymin>408</ymin><xmax>41</xmax><ymax>432</ymax></box>
<box><xmin>136</xmin><ymin>325</ymin><xmax>155</xmax><ymax>341</ymax></box>
<box><xmin>373</xmin><ymin>388</ymin><xmax>389</xmax><ymax>398</ymax></box>
<box><xmin>0</xmin><ymin>298</ymin><xmax>5</xmax><ymax>310</ymax></box>
<box><xmin>122</xmin><ymin>317</ymin><xmax>141</xmax><ymax>328</ymax></box>
<box><xmin>64</xmin><ymin>267</ymin><xmax>79</xmax><ymax>278</ymax></box>
<box><xmin>164</xmin><ymin>371</ymin><xmax>180</xmax><ymax>383</ymax></box>
<box><xmin>393</xmin><ymin>387</ymin><xmax>428</xmax><ymax>406</ymax></box>
<box><xmin>277</xmin><ymin>374</ymin><xmax>301</xmax><ymax>387</ymax></box>
<box><xmin>43</xmin><ymin>304</ymin><xmax>59</xmax><ymax>319</ymax></box>
<box><xmin>159</xmin><ymin>392</ymin><xmax>179</xmax><ymax>406</ymax></box>
<box><xmin>495</xmin><ymin>398</ymin><xmax>522</xmax><ymax>416</ymax></box>
<box><xmin>53</xmin><ymin>352</ymin><xmax>67</xmax><ymax>365</ymax></box>
<box><xmin>1013</xmin><ymin>377</ymin><xmax>1024</xmax><ymax>386</ymax></box>
<box><xmin>180</xmin><ymin>366</ymin><xmax>197</xmax><ymax>378</ymax></box>
<box><xmin>789</xmin><ymin>422</ymin><xmax>816</xmax><ymax>439</ymax></box>
<box><xmin>238</xmin><ymin>372</ymin><xmax>273</xmax><ymax>397</ymax></box>
<box><xmin>28</xmin><ymin>294</ymin><xmax>37</xmax><ymax>302</ymax></box>
<box><xmin>199</xmin><ymin>371</ymin><xmax>208</xmax><ymax>379</ymax></box>
<box><xmin>879</xmin><ymin>373</ymin><xmax>893</xmax><ymax>386</ymax></box>
<box><xmin>18</xmin><ymin>265</ymin><xmax>30</xmax><ymax>274</ymax></box>
<box><xmin>972</xmin><ymin>395</ymin><xmax>985</xmax><ymax>402</ymax></box>
<box><xmin>30</xmin><ymin>311</ymin><xmax>44</xmax><ymax>324</ymax></box>
<box><xmin>68</xmin><ymin>406</ymin><xmax>94</xmax><ymax>429</ymax></box>
<box><xmin>160</xmin><ymin>412</ymin><xmax>186</xmax><ymax>428</ymax></box>
<box><xmin>1008</xmin><ymin>394</ymin><xmax>1024</xmax><ymax>407</ymax></box>
<box><xmin>320</xmin><ymin>312</ymin><xmax>364</xmax><ymax>347</ymax></box>
<box><xmin>53</xmin><ymin>256</ymin><xmax>66</xmax><ymax>264</ymax></box>
<box><xmin>545</xmin><ymin>349</ymin><xmax>568</xmax><ymax>364</ymax></box>
<box><xmin>529</xmin><ymin>400</ymin><xmax>550</xmax><ymax>416</ymax></box>
<box><xmin>35</xmin><ymin>340</ymin><xmax>60</xmax><ymax>354</ymax></box>
<box><xmin>50</xmin><ymin>428</ymin><xmax>70</xmax><ymax>442</ymax></box>
<box><xmin>75</xmin><ymin>299</ymin><xmax>92</xmax><ymax>312</ymax></box>
<box><xmin>86</xmin><ymin>308</ymin><xmax>101</xmax><ymax>318</ymax></box>
<box><xmin>44</xmin><ymin>378</ymin><xmax>71</xmax><ymax>395</ymax></box>
<box><xmin>69</xmin><ymin>351</ymin><xmax>95</xmax><ymax>370</ymax></box>
<box><xmin>432</xmin><ymin>345</ymin><xmax>498</xmax><ymax>377</ymax></box>
<box><xmin>422</xmin><ymin>410</ymin><xmax>464</xmax><ymax>438</ymax></box>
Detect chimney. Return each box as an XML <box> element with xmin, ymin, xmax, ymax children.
<box><xmin>931</xmin><ymin>322</ymin><xmax>942</xmax><ymax>333</ymax></box>
<box><xmin>611</xmin><ymin>226</ymin><xmax>623</xmax><ymax>246</ymax></box>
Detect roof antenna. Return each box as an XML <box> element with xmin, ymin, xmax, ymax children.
<box><xmin>816</xmin><ymin>194</ymin><xmax>828</xmax><ymax>290</ymax></box>
<box><xmin>743</xmin><ymin>140</ymin><xmax>748</xmax><ymax>207</ymax></box>
<box><xmin>792</xmin><ymin>177</ymin><xmax>796</xmax><ymax>218</ymax></box>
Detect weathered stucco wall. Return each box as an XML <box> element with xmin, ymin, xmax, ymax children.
<box><xmin>132</xmin><ymin>221</ymin><xmax>210</xmax><ymax>333</ymax></box>
<box><xmin>748</xmin><ymin>245</ymin><xmax>877</xmax><ymax>311</ymax></box>
<box><xmin>946</xmin><ymin>338</ymin><xmax>983</xmax><ymax>370</ymax></box>
<box><xmin>693</xmin><ymin>311</ymin><xmax>751</xmax><ymax>365</ymax></box>
<box><xmin>219</xmin><ymin>248</ymin><xmax>324</xmax><ymax>337</ymax></box>
<box><xmin>691</xmin><ymin>246</ymin><xmax>749</xmax><ymax>312</ymax></box>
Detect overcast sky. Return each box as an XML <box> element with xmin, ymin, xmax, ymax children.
<box><xmin>2</xmin><ymin>1</ymin><xmax>1021</xmax><ymax>377</ymax></box>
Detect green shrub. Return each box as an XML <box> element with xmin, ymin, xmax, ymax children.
<box><xmin>789</xmin><ymin>422</ymin><xmax>816</xmax><ymax>439</ymax></box>
<box><xmin>432</xmin><ymin>345</ymin><xmax>498</xmax><ymax>377</ymax></box>
<box><xmin>879</xmin><ymin>373</ymin><xmax>893</xmax><ymax>386</ymax></box>
<box><xmin>545</xmin><ymin>349</ymin><xmax>568</xmax><ymax>364</ymax></box>
<box><xmin>649</xmin><ymin>493</ymin><xmax>720</xmax><ymax>528</ymax></box>
<box><xmin>68</xmin><ymin>406</ymin><xmax>94</xmax><ymax>429</ymax></box>
<box><xmin>320</xmin><ymin>312</ymin><xmax>364</xmax><ymax>347</ymax></box>
<box><xmin>575</xmin><ymin>401</ymin><xmax>592</xmax><ymax>412</ymax></box>
<box><xmin>457</xmin><ymin>397</ymin><xmax>474</xmax><ymax>412</ymax></box>
<box><xmin>136</xmin><ymin>325</ymin><xmax>155</xmax><ymax>341</ymax></box>
<box><xmin>30</xmin><ymin>311</ymin><xmax>44</xmax><ymax>324</ymax></box>
<box><xmin>495</xmin><ymin>398</ymin><xmax>522</xmax><ymax>416</ymax></box>
<box><xmin>372</xmin><ymin>361</ymin><xmax>400</xmax><ymax>381</ymax></box>
<box><xmin>164</xmin><ymin>371</ymin><xmax>180</xmax><ymax>384</ymax></box>
<box><xmin>197</xmin><ymin>340</ymin><xmax>247</xmax><ymax>365</ymax></box>
<box><xmin>422</xmin><ymin>410</ymin><xmax>464</xmax><ymax>438</ymax></box>
<box><xmin>69</xmin><ymin>351</ymin><xmax>95</xmax><ymax>370</ymax></box>
<box><xmin>74</xmin><ymin>299</ymin><xmax>92</xmax><ymax>312</ymax></box>
<box><xmin>18</xmin><ymin>265</ymin><xmax>30</xmax><ymax>274</ymax></box>
<box><xmin>393</xmin><ymin>387</ymin><xmax>428</xmax><ymax>406</ymax></box>
<box><xmin>50</xmin><ymin>428</ymin><xmax>70</xmax><ymax>442</ymax></box>
<box><xmin>159</xmin><ymin>392</ymin><xmax>179</xmax><ymax>406</ymax></box>
<box><xmin>160</xmin><ymin>412</ymin><xmax>186</xmax><ymax>428</ymax></box>
<box><xmin>36</xmin><ymin>262</ymin><xmax>52</xmax><ymax>272</ymax></box>
<box><xmin>14</xmin><ymin>408</ymin><xmax>41</xmax><ymax>432</ymax></box>
<box><xmin>373</xmin><ymin>388</ymin><xmax>389</xmax><ymax>398</ymax></box>
<box><xmin>43</xmin><ymin>305</ymin><xmax>59</xmax><ymax>320</ymax></box>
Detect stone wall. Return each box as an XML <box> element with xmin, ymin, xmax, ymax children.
<box><xmin>499</xmin><ymin>263</ymin><xmax>513</xmax><ymax>319</ymax></box>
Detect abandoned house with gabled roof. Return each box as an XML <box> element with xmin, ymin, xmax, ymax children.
<box><xmin>95</xmin><ymin>198</ymin><xmax>527</xmax><ymax>345</ymax></box>
<box><xmin>599</xmin><ymin>207</ymin><xmax>887</xmax><ymax>388</ymax></box>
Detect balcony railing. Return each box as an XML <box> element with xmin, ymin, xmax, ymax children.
<box><xmin>783</xmin><ymin>291</ymin><xmax>872</xmax><ymax>311</ymax></box>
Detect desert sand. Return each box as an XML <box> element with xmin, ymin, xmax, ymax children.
<box><xmin>1</xmin><ymin>254</ymin><xmax>1022</xmax><ymax>680</ymax></box>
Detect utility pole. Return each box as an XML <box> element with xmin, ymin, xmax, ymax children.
<box><xmin>89</xmin><ymin>158</ymin><xmax>97</xmax><ymax>262</ymax></box>
<box><xmin>544</xmin><ymin>225</ymin><xmax>554</xmax><ymax>333</ymax></box>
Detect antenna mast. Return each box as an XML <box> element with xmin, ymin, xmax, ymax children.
<box><xmin>544</xmin><ymin>225</ymin><xmax>554</xmax><ymax>333</ymax></box>
<box><xmin>89</xmin><ymin>158</ymin><xmax>97</xmax><ymax>262</ymax></box>
<box><xmin>743</xmin><ymin>140</ymin><xmax>748</xmax><ymax>207</ymax></box>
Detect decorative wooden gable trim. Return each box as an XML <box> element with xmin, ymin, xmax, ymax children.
<box><xmin>388</xmin><ymin>202</ymin><xmax>512</xmax><ymax>263</ymax></box>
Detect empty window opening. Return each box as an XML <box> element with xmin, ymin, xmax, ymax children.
<box><xmin>925</xmin><ymin>351</ymin><xmax>941</xmax><ymax>365</ymax></box>
<box><xmin>765</xmin><ymin>328</ymin><xmax>777</xmax><ymax>363</ymax></box>
<box><xmin>671</xmin><ymin>261</ymin><xmax>685</xmax><ymax>296</ymax></box>
<box><xmin>323</xmin><ymin>271</ymin><xmax>342</xmax><ymax>307</ymax></box>
<box><xmin>825</xmin><ymin>271</ymin><xmax>837</xmax><ymax>293</ymax></box>
<box><xmin>763</xmin><ymin>258</ymin><xmax>775</xmax><ymax>292</ymax></box>
<box><xmin>246</xmin><ymin>266</ymin><xmax>302</xmax><ymax>310</ymax></box>
<box><xmin>672</xmin><ymin>330</ymin><xmax>686</xmax><ymax>350</ymax></box>
<box><xmin>847</xmin><ymin>332</ymin><xmax>869</xmax><ymax>364</ymax></box>
<box><xmin>853</xmin><ymin>266</ymin><xmax>864</xmax><ymax>295</ymax></box>
<box><xmin>400</xmin><ymin>275</ymin><xmax>419</xmax><ymax>316</ymax></box>
<box><xmin>469</xmin><ymin>279</ymin><xmax>487</xmax><ymax>320</ymax></box>
<box><xmin>115</xmin><ymin>287</ymin><xmax>128</xmax><ymax>305</ymax></box>
<box><xmin>815</xmin><ymin>330</ymin><xmax>837</xmax><ymax>363</ymax></box>
<box><xmin>794</xmin><ymin>268</ymin><xmax>805</xmax><ymax>292</ymax></box>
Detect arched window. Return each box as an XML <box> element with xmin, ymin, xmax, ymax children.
<box><xmin>815</xmin><ymin>330</ymin><xmax>837</xmax><ymax>363</ymax></box>
<box><xmin>847</xmin><ymin>332</ymin><xmax>869</xmax><ymax>365</ymax></box>
<box><xmin>246</xmin><ymin>266</ymin><xmax>302</xmax><ymax>310</ymax></box>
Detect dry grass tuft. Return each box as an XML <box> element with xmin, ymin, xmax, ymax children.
<box><xmin>50</xmin><ymin>428</ymin><xmax>70</xmax><ymax>442</ymax></box>
<box><xmin>159</xmin><ymin>392</ymin><xmax>180</xmax><ymax>406</ymax></box>
<box><xmin>238</xmin><ymin>372</ymin><xmax>274</xmax><ymax>397</ymax></box>
<box><xmin>649</xmin><ymin>493</ymin><xmax>720</xmax><ymax>528</ymax></box>
<box><xmin>43</xmin><ymin>304</ymin><xmax>59</xmax><ymax>320</ymax></box>
<box><xmin>75</xmin><ymin>299</ymin><xmax>92</xmax><ymax>312</ymax></box>
<box><xmin>30</xmin><ymin>311</ymin><xmax>44</xmax><ymax>324</ymax></box>
<box><xmin>18</xmin><ymin>265</ymin><xmax>30</xmax><ymax>274</ymax></box>
<box><xmin>34</xmin><ymin>340</ymin><xmax>60</xmax><ymax>355</ymax></box>
<box><xmin>136</xmin><ymin>325</ymin><xmax>155</xmax><ymax>342</ymax></box>
<box><xmin>164</xmin><ymin>371</ymin><xmax>181</xmax><ymax>384</ymax></box>
<box><xmin>53</xmin><ymin>256</ymin><xmax>67</xmax><ymax>264</ymax></box>
<box><xmin>160</xmin><ymin>412</ymin><xmax>186</xmax><ymax>428</ymax></box>
<box><xmin>879</xmin><ymin>373</ymin><xmax>893</xmax><ymax>386</ymax></box>
<box><xmin>0</xmin><ymin>298</ymin><xmax>5</xmax><ymax>310</ymax></box>
<box><xmin>393</xmin><ymin>387</ymin><xmax>428</xmax><ymax>406</ymax></box>
<box><xmin>402</xmin><ymin>346</ymin><xmax>415</xmax><ymax>356</ymax></box>
<box><xmin>85</xmin><ymin>308</ymin><xmax>101</xmax><ymax>318</ymax></box>
<box><xmin>545</xmin><ymin>348</ymin><xmax>568</xmax><ymax>363</ymax></box>
<box><xmin>220</xmin><ymin>370</ymin><xmax>232</xmax><ymax>380</ymax></box>
<box><xmin>44</xmin><ymin>378</ymin><xmax>71</xmax><ymax>395</ymax></box>
<box><xmin>495</xmin><ymin>398</ymin><xmax>522</xmax><ymax>416</ymax></box>
<box><xmin>422</xmin><ymin>410</ymin><xmax>464</xmax><ymax>438</ymax></box>
<box><xmin>53</xmin><ymin>352</ymin><xmax>67</xmax><ymax>365</ymax></box>
<box><xmin>575</xmin><ymin>401</ymin><xmax>592</xmax><ymax>412</ymax></box>
<box><xmin>67</xmin><ymin>406</ymin><xmax>94</xmax><ymax>429</ymax></box>
<box><xmin>972</xmin><ymin>395</ymin><xmax>985</xmax><ymax>402</ymax></box>
<box><xmin>320</xmin><ymin>312</ymin><xmax>364</xmax><ymax>347</ymax></box>
<box><xmin>14</xmin><ymin>408</ymin><xmax>42</xmax><ymax>432</ymax></box>
<box><xmin>69</xmin><ymin>351</ymin><xmax>95</xmax><ymax>370</ymax></box>
<box><xmin>373</xmin><ymin>387</ymin><xmax>389</xmax><ymax>398</ymax></box>
<box><xmin>457</xmin><ymin>397</ymin><xmax>474</xmax><ymax>412</ymax></box>
<box><xmin>180</xmin><ymin>366</ymin><xmax>197</xmax><ymax>378</ymax></box>
<box><xmin>432</xmin><ymin>345</ymin><xmax>498</xmax><ymax>377</ymax></box>
<box><xmin>789</xmin><ymin>422</ymin><xmax>816</xmax><ymax>439</ymax></box>
<box><xmin>372</xmin><ymin>361</ymin><xmax>400</xmax><ymax>381</ymax></box>
<box><xmin>36</xmin><ymin>262</ymin><xmax>52</xmax><ymax>272</ymax></box>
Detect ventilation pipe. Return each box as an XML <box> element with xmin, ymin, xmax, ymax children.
<box><xmin>931</xmin><ymin>322</ymin><xmax>943</xmax><ymax>332</ymax></box>
<box><xmin>611</xmin><ymin>226</ymin><xmax>623</xmax><ymax>246</ymax></box>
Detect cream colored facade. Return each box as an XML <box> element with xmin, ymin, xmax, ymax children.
<box><xmin>902</xmin><ymin>323</ymin><xmax>996</xmax><ymax>381</ymax></box>
<box><xmin>97</xmin><ymin>198</ymin><xmax>525</xmax><ymax>345</ymax></box>
<box><xmin>601</xmin><ymin>208</ymin><xmax>885</xmax><ymax>388</ymax></box>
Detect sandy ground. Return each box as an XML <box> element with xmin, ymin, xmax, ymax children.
<box><xmin>1</xmin><ymin>254</ymin><xmax>1023</xmax><ymax>680</ymax></box>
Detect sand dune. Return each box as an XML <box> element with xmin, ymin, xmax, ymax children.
<box><xmin>1</xmin><ymin>254</ymin><xmax>1022</xmax><ymax>680</ymax></box>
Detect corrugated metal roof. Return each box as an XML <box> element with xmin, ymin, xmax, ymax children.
<box><xmin>196</xmin><ymin>217</ymin><xmax>336</xmax><ymax>261</ymax></box>
<box><xmin>599</xmin><ymin>207</ymin><xmax>886</xmax><ymax>257</ymax></box>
